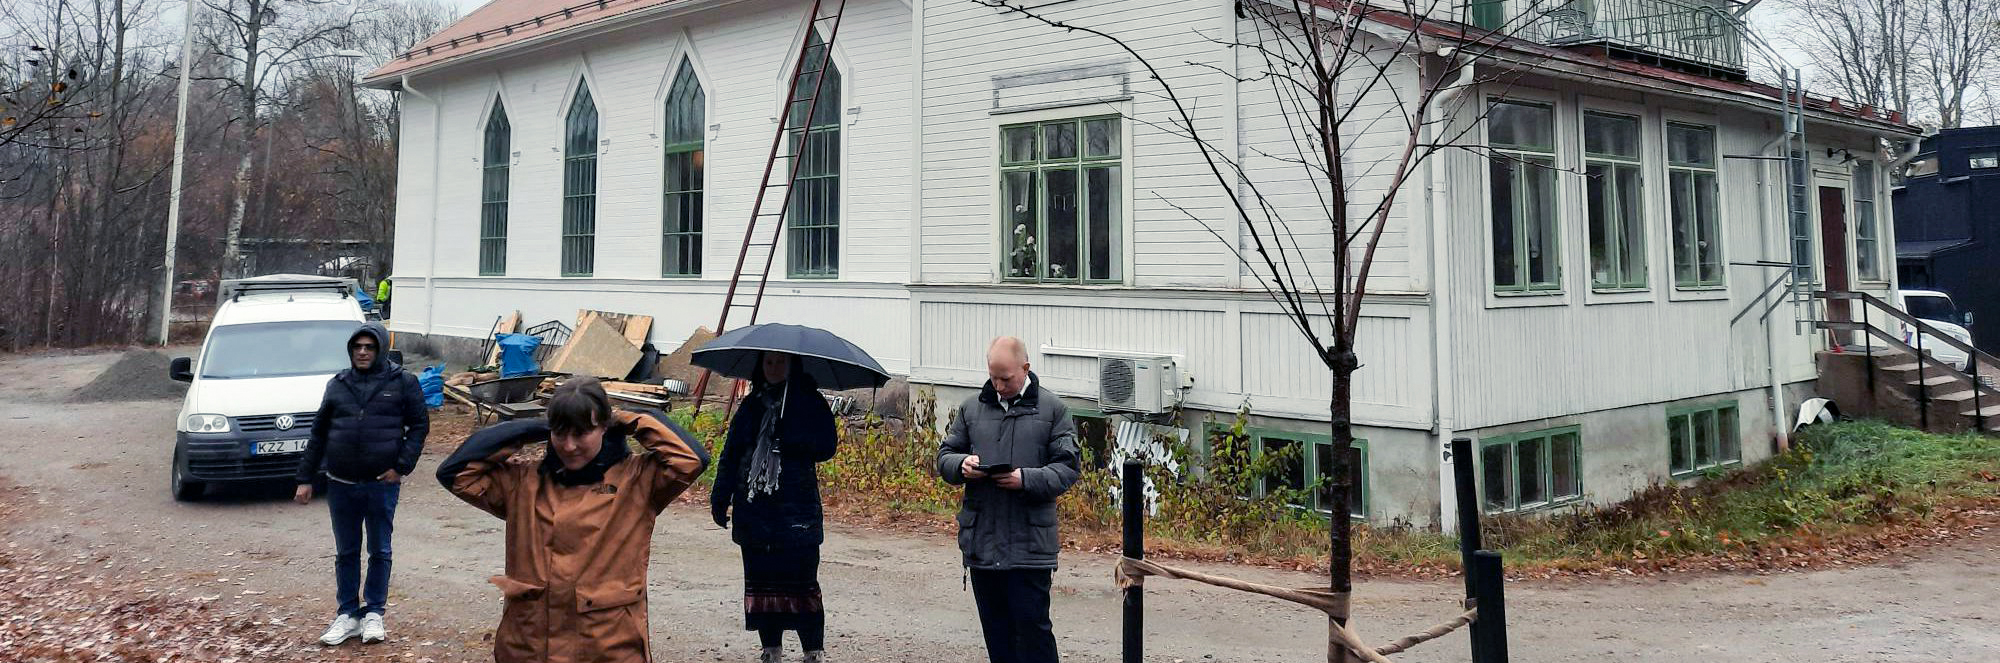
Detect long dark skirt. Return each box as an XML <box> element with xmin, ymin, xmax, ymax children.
<box><xmin>740</xmin><ymin>544</ymin><xmax>824</xmax><ymax>633</ymax></box>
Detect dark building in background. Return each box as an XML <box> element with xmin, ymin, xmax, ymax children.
<box><xmin>1894</xmin><ymin>126</ymin><xmax>2000</xmax><ymax>351</ymax></box>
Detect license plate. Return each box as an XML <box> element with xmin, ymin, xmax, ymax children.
<box><xmin>254</xmin><ymin>439</ymin><xmax>307</xmax><ymax>455</ymax></box>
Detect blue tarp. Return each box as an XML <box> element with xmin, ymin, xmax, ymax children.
<box><xmin>497</xmin><ymin>333</ymin><xmax>543</xmax><ymax>377</ymax></box>
<box><xmin>418</xmin><ymin>364</ymin><xmax>446</xmax><ymax>408</ymax></box>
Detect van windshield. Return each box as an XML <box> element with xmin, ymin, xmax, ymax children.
<box><xmin>200</xmin><ymin>321</ymin><xmax>362</xmax><ymax>379</ymax></box>
<box><xmin>1905</xmin><ymin>295</ymin><xmax>1957</xmax><ymax>324</ymax></box>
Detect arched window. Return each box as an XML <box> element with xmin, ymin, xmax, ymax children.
<box><xmin>480</xmin><ymin>99</ymin><xmax>511</xmax><ymax>276</ymax></box>
<box><xmin>786</xmin><ymin>30</ymin><xmax>840</xmax><ymax>278</ymax></box>
<box><xmin>562</xmin><ymin>81</ymin><xmax>598</xmax><ymax>277</ymax></box>
<box><xmin>663</xmin><ymin>60</ymin><xmax>704</xmax><ymax>277</ymax></box>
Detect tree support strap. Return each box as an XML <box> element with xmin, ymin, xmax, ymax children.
<box><xmin>1114</xmin><ymin>556</ymin><xmax>1476</xmax><ymax>661</ymax></box>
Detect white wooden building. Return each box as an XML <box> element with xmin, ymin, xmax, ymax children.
<box><xmin>366</xmin><ymin>0</ymin><xmax>1919</xmax><ymax>527</ymax></box>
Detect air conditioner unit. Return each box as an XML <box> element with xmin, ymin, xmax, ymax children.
<box><xmin>1097</xmin><ymin>354</ymin><xmax>1179</xmax><ymax>414</ymax></box>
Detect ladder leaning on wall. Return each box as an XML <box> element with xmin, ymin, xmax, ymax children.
<box><xmin>688</xmin><ymin>0</ymin><xmax>849</xmax><ymax>414</ymax></box>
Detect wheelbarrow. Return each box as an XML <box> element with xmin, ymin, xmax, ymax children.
<box><xmin>466</xmin><ymin>374</ymin><xmax>548</xmax><ymax>425</ymax></box>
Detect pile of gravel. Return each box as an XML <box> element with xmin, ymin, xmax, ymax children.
<box><xmin>68</xmin><ymin>350</ymin><xmax>189</xmax><ymax>403</ymax></box>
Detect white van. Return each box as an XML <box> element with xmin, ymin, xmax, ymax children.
<box><xmin>168</xmin><ymin>274</ymin><xmax>370</xmax><ymax>501</ymax></box>
<box><xmin>1894</xmin><ymin>289</ymin><xmax>1975</xmax><ymax>371</ymax></box>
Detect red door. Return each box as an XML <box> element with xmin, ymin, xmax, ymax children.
<box><xmin>1819</xmin><ymin>186</ymin><xmax>1851</xmax><ymax>327</ymax></box>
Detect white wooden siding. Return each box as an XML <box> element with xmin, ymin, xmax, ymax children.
<box><xmin>909</xmin><ymin>288</ymin><xmax>1434</xmax><ymax>428</ymax></box>
<box><xmin>1231</xmin><ymin>22</ymin><xmax>1424</xmax><ymax>295</ymax></box>
<box><xmin>388</xmin><ymin>0</ymin><xmax>914</xmax><ymax>361</ymax></box>
<box><xmin>918</xmin><ymin>0</ymin><xmax>1239</xmax><ymax>287</ymax></box>
<box><xmin>1438</xmin><ymin>79</ymin><xmax>1897</xmax><ymax>430</ymax></box>
<box><xmin>402</xmin><ymin>0</ymin><xmax>911</xmax><ymax>285</ymax></box>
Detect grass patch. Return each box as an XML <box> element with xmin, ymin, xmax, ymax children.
<box><xmin>667</xmin><ymin>399</ymin><xmax>2000</xmax><ymax>576</ymax></box>
<box><xmin>1361</xmin><ymin>420</ymin><xmax>2000</xmax><ymax>573</ymax></box>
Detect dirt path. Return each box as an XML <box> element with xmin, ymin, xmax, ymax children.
<box><xmin>1</xmin><ymin>350</ymin><xmax>1996</xmax><ymax>662</ymax></box>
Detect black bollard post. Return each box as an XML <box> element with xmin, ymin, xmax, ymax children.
<box><xmin>1470</xmin><ymin>551</ymin><xmax>1509</xmax><ymax>663</ymax></box>
<box><xmin>1451</xmin><ymin>436</ymin><xmax>1486</xmax><ymax>663</ymax></box>
<box><xmin>1122</xmin><ymin>460</ymin><xmax>1145</xmax><ymax>663</ymax></box>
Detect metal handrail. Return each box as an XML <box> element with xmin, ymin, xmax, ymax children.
<box><xmin>1819</xmin><ymin>290</ymin><xmax>1996</xmax><ymax>431</ymax></box>
<box><xmin>1467</xmin><ymin>0</ymin><xmax>1746</xmax><ymax>71</ymax></box>
<box><xmin>1816</xmin><ymin>291</ymin><xmax>2000</xmax><ymax>369</ymax></box>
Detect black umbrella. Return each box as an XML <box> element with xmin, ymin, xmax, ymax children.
<box><xmin>691</xmin><ymin>323</ymin><xmax>890</xmax><ymax>390</ymax></box>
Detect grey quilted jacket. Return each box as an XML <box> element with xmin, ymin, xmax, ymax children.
<box><xmin>936</xmin><ymin>372</ymin><xmax>1081</xmax><ymax>570</ymax></box>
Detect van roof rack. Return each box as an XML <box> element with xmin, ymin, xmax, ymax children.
<box><xmin>219</xmin><ymin>274</ymin><xmax>357</xmax><ymax>303</ymax></box>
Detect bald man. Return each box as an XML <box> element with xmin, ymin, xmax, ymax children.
<box><xmin>936</xmin><ymin>337</ymin><xmax>1081</xmax><ymax>663</ymax></box>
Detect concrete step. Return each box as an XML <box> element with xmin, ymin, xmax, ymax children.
<box><xmin>1879</xmin><ymin>361</ymin><xmax>1924</xmax><ymax>372</ymax></box>
<box><xmin>1962</xmin><ymin>404</ymin><xmax>2000</xmax><ymax>418</ymax></box>
<box><xmin>1910</xmin><ymin>375</ymin><xmax>1970</xmax><ymax>388</ymax></box>
<box><xmin>1935</xmin><ymin>389</ymin><xmax>1979</xmax><ymax>403</ymax></box>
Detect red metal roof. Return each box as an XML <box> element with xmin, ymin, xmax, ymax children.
<box><xmin>364</xmin><ymin>0</ymin><xmax>688</xmax><ymax>84</ymax></box>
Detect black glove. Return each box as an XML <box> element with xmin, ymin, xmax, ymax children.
<box><xmin>711</xmin><ymin>501</ymin><xmax>729</xmax><ymax>529</ymax></box>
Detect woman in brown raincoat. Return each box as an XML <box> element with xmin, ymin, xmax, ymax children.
<box><xmin>437</xmin><ymin>377</ymin><xmax>709</xmax><ymax>663</ymax></box>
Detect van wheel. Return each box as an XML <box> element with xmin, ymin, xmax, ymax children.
<box><xmin>171</xmin><ymin>447</ymin><xmax>203</xmax><ymax>502</ymax></box>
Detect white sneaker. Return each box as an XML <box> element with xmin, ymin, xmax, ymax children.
<box><xmin>319</xmin><ymin>614</ymin><xmax>361</xmax><ymax>646</ymax></box>
<box><xmin>360</xmin><ymin>612</ymin><xmax>387</xmax><ymax>644</ymax></box>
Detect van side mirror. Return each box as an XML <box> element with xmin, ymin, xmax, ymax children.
<box><xmin>170</xmin><ymin>357</ymin><xmax>194</xmax><ymax>383</ymax></box>
<box><xmin>388</xmin><ymin>350</ymin><xmax>405</xmax><ymax>367</ymax></box>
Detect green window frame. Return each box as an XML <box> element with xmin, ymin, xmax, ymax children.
<box><xmin>1479</xmin><ymin>426</ymin><xmax>1582</xmax><ymax>514</ymax></box>
<box><xmin>479</xmin><ymin>99</ymin><xmax>510</xmax><ymax>276</ymax></box>
<box><xmin>1466</xmin><ymin>0</ymin><xmax>1505</xmax><ymax>30</ymax></box>
<box><xmin>1852</xmin><ymin>160</ymin><xmax>1880</xmax><ymax>281</ymax></box>
<box><xmin>787</xmin><ymin>30</ymin><xmax>841</xmax><ymax>279</ymax></box>
<box><xmin>663</xmin><ymin>60</ymin><xmax>705</xmax><ymax>278</ymax></box>
<box><xmin>1250</xmin><ymin>428</ymin><xmax>1368</xmax><ymax>520</ymax></box>
<box><xmin>1000</xmin><ymin>116</ymin><xmax>1123</xmax><ymax>284</ymax></box>
<box><xmin>1488</xmin><ymin>99</ymin><xmax>1562</xmax><ymax>293</ymax></box>
<box><xmin>1583</xmin><ymin>110</ymin><xmax>1646</xmax><ymax>290</ymax></box>
<box><xmin>561</xmin><ymin>81</ymin><xmax>598</xmax><ymax>277</ymax></box>
<box><xmin>1667</xmin><ymin>122</ymin><xmax>1723</xmax><ymax>288</ymax></box>
<box><xmin>1070</xmin><ymin>408</ymin><xmax>1113</xmax><ymax>470</ymax></box>
<box><xmin>1667</xmin><ymin>402</ymin><xmax>1740</xmax><ymax>477</ymax></box>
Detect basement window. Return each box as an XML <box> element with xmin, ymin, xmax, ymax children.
<box><xmin>1668</xmin><ymin>402</ymin><xmax>1740</xmax><ymax>477</ymax></box>
<box><xmin>1253</xmin><ymin>429</ymin><xmax>1367</xmax><ymax>520</ymax></box>
<box><xmin>1480</xmin><ymin>426</ymin><xmax>1582</xmax><ymax>514</ymax></box>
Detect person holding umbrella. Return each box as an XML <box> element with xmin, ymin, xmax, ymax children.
<box><xmin>712</xmin><ymin>352</ymin><xmax>838</xmax><ymax>663</ymax></box>
<box><xmin>694</xmin><ymin>324</ymin><xmax>890</xmax><ymax>663</ymax></box>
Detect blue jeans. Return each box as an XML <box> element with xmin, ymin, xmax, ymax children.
<box><xmin>328</xmin><ymin>479</ymin><xmax>399</xmax><ymax>618</ymax></box>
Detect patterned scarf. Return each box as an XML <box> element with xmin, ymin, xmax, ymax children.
<box><xmin>744</xmin><ymin>381</ymin><xmax>787</xmax><ymax>501</ymax></box>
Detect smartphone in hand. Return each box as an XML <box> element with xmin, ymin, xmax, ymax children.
<box><xmin>973</xmin><ymin>463</ymin><xmax>1014</xmax><ymax>477</ymax></box>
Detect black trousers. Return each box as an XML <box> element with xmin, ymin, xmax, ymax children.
<box><xmin>969</xmin><ymin>568</ymin><xmax>1059</xmax><ymax>663</ymax></box>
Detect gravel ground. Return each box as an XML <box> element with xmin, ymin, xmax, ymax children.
<box><xmin>1</xmin><ymin>349</ymin><xmax>1996</xmax><ymax>663</ymax></box>
<box><xmin>66</xmin><ymin>349</ymin><xmax>189</xmax><ymax>403</ymax></box>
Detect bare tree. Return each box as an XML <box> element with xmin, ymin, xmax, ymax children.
<box><xmin>195</xmin><ymin>0</ymin><xmax>363</xmax><ymax>277</ymax></box>
<box><xmin>1915</xmin><ymin>0</ymin><xmax>2000</xmax><ymax>128</ymax></box>
<box><xmin>1779</xmin><ymin>0</ymin><xmax>2000</xmax><ymax>128</ymax></box>
<box><xmin>1779</xmin><ymin>0</ymin><xmax>1917</xmax><ymax>114</ymax></box>
<box><xmin>972</xmin><ymin>0</ymin><xmax>1566</xmax><ymax>658</ymax></box>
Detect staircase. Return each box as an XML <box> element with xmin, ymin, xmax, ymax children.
<box><xmin>1814</xmin><ymin>291</ymin><xmax>2000</xmax><ymax>434</ymax></box>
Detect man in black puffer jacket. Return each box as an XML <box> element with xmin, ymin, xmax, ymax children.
<box><xmin>293</xmin><ymin>322</ymin><xmax>428</xmax><ymax>647</ymax></box>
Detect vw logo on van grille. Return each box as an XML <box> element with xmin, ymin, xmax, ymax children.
<box><xmin>275</xmin><ymin>415</ymin><xmax>296</xmax><ymax>431</ymax></box>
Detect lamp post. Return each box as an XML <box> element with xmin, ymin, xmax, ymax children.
<box><xmin>157</xmin><ymin>0</ymin><xmax>197</xmax><ymax>346</ymax></box>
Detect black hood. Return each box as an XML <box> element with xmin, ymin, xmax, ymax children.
<box><xmin>540</xmin><ymin>427</ymin><xmax>632</xmax><ymax>486</ymax></box>
<box><xmin>978</xmin><ymin>371</ymin><xmax>1042</xmax><ymax>409</ymax></box>
<box><xmin>346</xmin><ymin>322</ymin><xmax>396</xmax><ymax>376</ymax></box>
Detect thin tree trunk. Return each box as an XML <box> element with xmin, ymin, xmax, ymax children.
<box><xmin>223</xmin><ymin>148</ymin><xmax>255</xmax><ymax>278</ymax></box>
